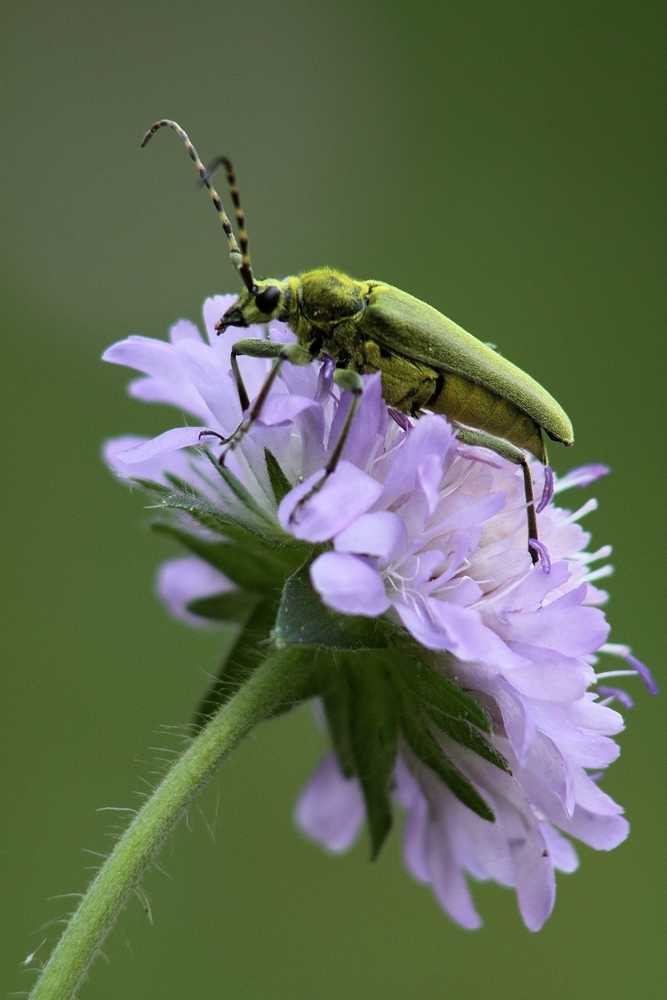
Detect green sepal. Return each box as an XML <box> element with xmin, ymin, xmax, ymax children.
<box><xmin>270</xmin><ymin>650</ymin><xmax>333</xmax><ymax>717</ymax></box>
<box><xmin>187</xmin><ymin>589</ymin><xmax>261</xmax><ymax>624</ymax></box>
<box><xmin>274</xmin><ymin>561</ymin><xmax>390</xmax><ymax>651</ymax></box>
<box><xmin>399</xmin><ymin>695</ymin><xmax>495</xmax><ymax>823</ymax></box>
<box><xmin>400</xmin><ymin>657</ymin><xmax>492</xmax><ymax>732</ymax></box>
<box><xmin>342</xmin><ymin>654</ymin><xmax>398</xmax><ymax>860</ymax></box>
<box><xmin>396</xmin><ymin>656</ymin><xmax>510</xmax><ymax>774</ymax></box>
<box><xmin>429</xmin><ymin>715</ymin><xmax>510</xmax><ymax>774</ymax></box>
<box><xmin>132</xmin><ymin>478</ymin><xmax>277</xmax><ymax>545</ymax></box>
<box><xmin>163</xmin><ymin>471</ymin><xmax>204</xmax><ymax>494</ymax></box>
<box><xmin>320</xmin><ymin>662</ymin><xmax>356</xmax><ymax>778</ymax></box>
<box><xmin>200</xmin><ymin>447</ymin><xmax>278</xmax><ymax>526</ymax></box>
<box><xmin>152</xmin><ymin>523</ymin><xmax>306</xmax><ymax>592</ymax></box>
<box><xmin>264</xmin><ymin>448</ymin><xmax>292</xmax><ymax>504</ymax></box>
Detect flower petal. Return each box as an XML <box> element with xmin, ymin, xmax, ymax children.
<box><xmin>310</xmin><ymin>552</ymin><xmax>390</xmax><ymax>616</ymax></box>
<box><xmin>174</xmin><ymin>338</ymin><xmax>241</xmax><ymax>431</ymax></box>
<box><xmin>398</xmin><ymin>598</ymin><xmax>525</xmax><ymax>669</ymax></box>
<box><xmin>334</xmin><ymin>511</ymin><xmax>408</xmax><ymax>563</ymax></box>
<box><xmin>116</xmin><ymin>426</ymin><xmax>206</xmax><ymax>463</ymax></box>
<box><xmin>279</xmin><ymin>461</ymin><xmax>383</xmax><ymax>542</ymax></box>
<box><xmin>156</xmin><ymin>556</ymin><xmax>233</xmax><ymax>625</ymax></box>
<box><xmin>502</xmin><ymin>585</ymin><xmax>610</xmax><ymax>657</ymax></box>
<box><xmin>169</xmin><ymin>318</ymin><xmax>203</xmax><ymax>344</ymax></box>
<box><xmin>295</xmin><ymin>753</ymin><xmax>365</xmax><ymax>853</ymax></box>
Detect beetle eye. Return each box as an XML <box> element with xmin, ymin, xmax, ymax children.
<box><xmin>255</xmin><ymin>285</ymin><xmax>281</xmax><ymax>314</ymax></box>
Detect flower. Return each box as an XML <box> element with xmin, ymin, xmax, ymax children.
<box><xmin>104</xmin><ymin>294</ymin><xmax>656</xmax><ymax>932</ymax></box>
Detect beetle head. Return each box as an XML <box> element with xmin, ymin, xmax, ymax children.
<box><xmin>216</xmin><ymin>278</ymin><xmax>289</xmax><ymax>334</ymax></box>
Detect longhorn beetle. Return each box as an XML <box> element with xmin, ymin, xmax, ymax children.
<box><xmin>142</xmin><ymin>120</ymin><xmax>574</xmax><ymax>562</ymax></box>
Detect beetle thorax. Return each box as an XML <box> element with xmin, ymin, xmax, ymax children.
<box><xmin>296</xmin><ymin>269</ymin><xmax>367</xmax><ymax>327</ymax></box>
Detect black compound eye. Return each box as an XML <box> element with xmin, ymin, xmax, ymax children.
<box><xmin>255</xmin><ymin>285</ymin><xmax>281</xmax><ymax>314</ymax></box>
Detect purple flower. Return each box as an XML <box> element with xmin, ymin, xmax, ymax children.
<box><xmin>104</xmin><ymin>296</ymin><xmax>656</xmax><ymax>932</ymax></box>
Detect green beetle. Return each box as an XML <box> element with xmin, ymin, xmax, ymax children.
<box><xmin>142</xmin><ymin>121</ymin><xmax>574</xmax><ymax>561</ymax></box>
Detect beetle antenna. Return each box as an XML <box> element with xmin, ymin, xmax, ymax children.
<box><xmin>201</xmin><ymin>156</ymin><xmax>254</xmax><ymax>296</ymax></box>
<box><xmin>141</xmin><ymin>120</ymin><xmax>255</xmax><ymax>293</ymax></box>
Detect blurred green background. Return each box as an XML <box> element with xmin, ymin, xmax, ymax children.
<box><xmin>1</xmin><ymin>2</ymin><xmax>664</xmax><ymax>997</ymax></box>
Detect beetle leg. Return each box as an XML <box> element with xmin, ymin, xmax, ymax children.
<box><xmin>289</xmin><ymin>369</ymin><xmax>365</xmax><ymax>524</ymax></box>
<box><xmin>453</xmin><ymin>425</ymin><xmax>539</xmax><ymax>564</ymax></box>
<box><xmin>217</xmin><ymin>339</ymin><xmax>310</xmax><ymax>463</ymax></box>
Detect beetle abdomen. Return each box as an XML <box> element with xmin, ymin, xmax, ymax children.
<box><xmin>429</xmin><ymin>372</ymin><xmax>547</xmax><ymax>463</ymax></box>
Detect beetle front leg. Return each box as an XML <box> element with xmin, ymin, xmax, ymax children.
<box><xmin>453</xmin><ymin>425</ymin><xmax>540</xmax><ymax>564</ymax></box>
<box><xmin>289</xmin><ymin>369</ymin><xmax>365</xmax><ymax>524</ymax></box>
<box><xmin>206</xmin><ymin>339</ymin><xmax>311</xmax><ymax>463</ymax></box>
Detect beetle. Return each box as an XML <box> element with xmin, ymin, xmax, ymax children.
<box><xmin>142</xmin><ymin>120</ymin><xmax>574</xmax><ymax>561</ymax></box>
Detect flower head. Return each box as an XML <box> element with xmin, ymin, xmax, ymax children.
<box><xmin>104</xmin><ymin>295</ymin><xmax>656</xmax><ymax>931</ymax></box>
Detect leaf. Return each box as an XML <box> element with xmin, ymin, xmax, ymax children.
<box><xmin>200</xmin><ymin>447</ymin><xmax>277</xmax><ymax>526</ymax></box>
<box><xmin>394</xmin><ymin>656</ymin><xmax>509</xmax><ymax>773</ymax></box>
<box><xmin>135</xmin><ymin>480</ymin><xmax>270</xmax><ymax>545</ymax></box>
<box><xmin>187</xmin><ymin>589</ymin><xmax>262</xmax><ymax>624</ymax></box>
<box><xmin>321</xmin><ymin>664</ymin><xmax>356</xmax><ymax>778</ymax></box>
<box><xmin>399</xmin><ymin>694</ymin><xmax>495</xmax><ymax>823</ymax></box>
<box><xmin>264</xmin><ymin>448</ymin><xmax>292</xmax><ymax>504</ymax></box>
<box><xmin>433</xmin><ymin>716</ymin><xmax>510</xmax><ymax>774</ymax></box>
<box><xmin>400</xmin><ymin>657</ymin><xmax>492</xmax><ymax>732</ymax></box>
<box><xmin>270</xmin><ymin>651</ymin><xmax>330</xmax><ymax>717</ymax></box>
<box><xmin>274</xmin><ymin>562</ymin><xmax>389</xmax><ymax>651</ymax></box>
<box><xmin>152</xmin><ymin>523</ymin><xmax>307</xmax><ymax>592</ymax></box>
<box><xmin>343</xmin><ymin>653</ymin><xmax>399</xmax><ymax>859</ymax></box>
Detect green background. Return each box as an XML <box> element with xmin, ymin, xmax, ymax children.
<box><xmin>2</xmin><ymin>2</ymin><xmax>664</xmax><ymax>997</ymax></box>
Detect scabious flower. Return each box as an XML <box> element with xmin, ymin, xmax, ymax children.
<box><xmin>104</xmin><ymin>294</ymin><xmax>656</xmax><ymax>932</ymax></box>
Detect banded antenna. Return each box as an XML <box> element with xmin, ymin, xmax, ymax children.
<box><xmin>141</xmin><ymin>120</ymin><xmax>255</xmax><ymax>293</ymax></box>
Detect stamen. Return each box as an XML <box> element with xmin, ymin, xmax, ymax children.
<box><xmin>553</xmin><ymin>464</ymin><xmax>610</xmax><ymax>493</ymax></box>
<box><xmin>584</xmin><ymin>565</ymin><xmax>613</xmax><ymax>584</ymax></box>
<box><xmin>565</xmin><ymin>497</ymin><xmax>598</xmax><ymax>524</ymax></box>
<box><xmin>626</xmin><ymin>654</ymin><xmax>659</xmax><ymax>696</ymax></box>
<box><xmin>528</xmin><ymin>538</ymin><xmax>551</xmax><ymax>573</ymax></box>
<box><xmin>536</xmin><ymin>465</ymin><xmax>554</xmax><ymax>513</ymax></box>
<box><xmin>315</xmin><ymin>355</ymin><xmax>336</xmax><ymax>403</ymax></box>
<box><xmin>389</xmin><ymin>408</ymin><xmax>412</xmax><ymax>432</ymax></box>
<box><xmin>596</xmin><ymin>656</ymin><xmax>659</xmax><ymax>696</ymax></box>
<box><xmin>600</xmin><ymin>642</ymin><xmax>631</xmax><ymax>657</ymax></box>
<box><xmin>570</xmin><ymin>544</ymin><xmax>613</xmax><ymax>565</ymax></box>
<box><xmin>597</xmin><ymin>686</ymin><xmax>635</xmax><ymax>709</ymax></box>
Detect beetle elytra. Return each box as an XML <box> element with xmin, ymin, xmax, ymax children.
<box><xmin>142</xmin><ymin>120</ymin><xmax>574</xmax><ymax>562</ymax></box>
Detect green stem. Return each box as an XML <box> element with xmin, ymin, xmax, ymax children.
<box><xmin>29</xmin><ymin>645</ymin><xmax>311</xmax><ymax>1000</ymax></box>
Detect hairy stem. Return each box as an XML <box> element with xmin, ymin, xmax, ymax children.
<box><xmin>29</xmin><ymin>646</ymin><xmax>311</xmax><ymax>1000</ymax></box>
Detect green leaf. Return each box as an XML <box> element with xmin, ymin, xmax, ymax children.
<box><xmin>129</xmin><ymin>477</ymin><xmax>179</xmax><ymax>496</ymax></box>
<box><xmin>321</xmin><ymin>664</ymin><xmax>356</xmax><ymax>778</ymax></box>
<box><xmin>270</xmin><ymin>651</ymin><xmax>331</xmax><ymax>717</ymax></box>
<box><xmin>264</xmin><ymin>448</ymin><xmax>292</xmax><ymax>504</ymax></box>
<box><xmin>343</xmin><ymin>654</ymin><xmax>398</xmax><ymax>859</ymax></box>
<box><xmin>187</xmin><ymin>589</ymin><xmax>261</xmax><ymax>624</ymax></box>
<box><xmin>274</xmin><ymin>562</ymin><xmax>389</xmax><ymax>651</ymax></box>
<box><xmin>394</xmin><ymin>656</ymin><xmax>509</xmax><ymax>773</ymax></box>
<box><xmin>400</xmin><ymin>657</ymin><xmax>492</xmax><ymax>732</ymax></box>
<box><xmin>152</xmin><ymin>523</ymin><xmax>307</xmax><ymax>592</ymax></box>
<box><xmin>135</xmin><ymin>480</ymin><xmax>270</xmax><ymax>545</ymax></box>
<box><xmin>399</xmin><ymin>695</ymin><xmax>495</xmax><ymax>823</ymax></box>
<box><xmin>433</xmin><ymin>716</ymin><xmax>510</xmax><ymax>773</ymax></box>
<box><xmin>164</xmin><ymin>471</ymin><xmax>204</xmax><ymax>494</ymax></box>
<box><xmin>200</xmin><ymin>447</ymin><xmax>277</xmax><ymax>525</ymax></box>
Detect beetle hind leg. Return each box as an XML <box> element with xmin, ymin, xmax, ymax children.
<box><xmin>453</xmin><ymin>425</ymin><xmax>540</xmax><ymax>564</ymax></box>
